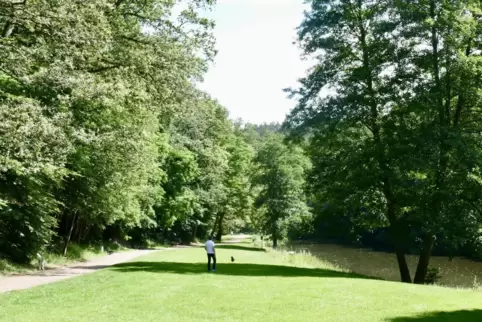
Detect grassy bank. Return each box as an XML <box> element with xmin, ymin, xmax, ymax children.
<box><xmin>0</xmin><ymin>242</ymin><xmax>128</xmax><ymax>275</ymax></box>
<box><xmin>1</xmin><ymin>243</ymin><xmax>482</xmax><ymax>321</ymax></box>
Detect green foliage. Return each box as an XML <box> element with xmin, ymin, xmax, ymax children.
<box><xmin>424</xmin><ymin>267</ymin><xmax>442</xmax><ymax>285</ymax></box>
<box><xmin>285</xmin><ymin>0</ymin><xmax>482</xmax><ymax>283</ymax></box>
<box><xmin>0</xmin><ymin>92</ymin><xmax>70</xmax><ymax>262</ymax></box>
<box><xmin>0</xmin><ymin>0</ymin><xmax>229</xmax><ymax>262</ymax></box>
<box><xmin>253</xmin><ymin>133</ymin><xmax>312</xmax><ymax>247</ymax></box>
<box><xmin>0</xmin><ymin>0</ymin><xmax>305</xmax><ymax>264</ymax></box>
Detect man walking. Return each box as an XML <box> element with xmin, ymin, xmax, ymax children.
<box><xmin>205</xmin><ymin>236</ymin><xmax>216</xmax><ymax>272</ymax></box>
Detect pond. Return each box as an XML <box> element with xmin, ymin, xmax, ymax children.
<box><xmin>286</xmin><ymin>243</ymin><xmax>482</xmax><ymax>288</ymax></box>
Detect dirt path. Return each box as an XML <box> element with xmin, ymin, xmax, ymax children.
<box><xmin>0</xmin><ymin>249</ymin><xmax>161</xmax><ymax>294</ymax></box>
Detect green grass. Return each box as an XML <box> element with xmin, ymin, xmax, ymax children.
<box><xmin>0</xmin><ymin>259</ymin><xmax>32</xmax><ymax>275</ymax></box>
<box><xmin>1</xmin><ymin>244</ymin><xmax>482</xmax><ymax>321</ymax></box>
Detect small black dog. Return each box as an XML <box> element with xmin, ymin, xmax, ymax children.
<box><xmin>231</xmin><ymin>256</ymin><xmax>235</xmax><ymax>262</ymax></box>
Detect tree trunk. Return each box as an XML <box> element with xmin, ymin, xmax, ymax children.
<box><xmin>82</xmin><ymin>225</ymin><xmax>90</xmax><ymax>241</ymax></box>
<box><xmin>391</xmin><ymin>222</ymin><xmax>412</xmax><ymax>283</ymax></box>
<box><xmin>2</xmin><ymin>22</ymin><xmax>14</xmax><ymax>38</ymax></box>
<box><xmin>192</xmin><ymin>221</ymin><xmax>199</xmax><ymax>243</ymax></box>
<box><xmin>76</xmin><ymin>219</ymin><xmax>83</xmax><ymax>244</ymax></box>
<box><xmin>272</xmin><ymin>225</ymin><xmax>278</xmax><ymax>248</ymax></box>
<box><xmin>63</xmin><ymin>213</ymin><xmax>77</xmax><ymax>256</ymax></box>
<box><xmin>211</xmin><ymin>215</ymin><xmax>219</xmax><ymax>237</ymax></box>
<box><xmin>395</xmin><ymin>247</ymin><xmax>412</xmax><ymax>283</ymax></box>
<box><xmin>272</xmin><ymin>235</ymin><xmax>278</xmax><ymax>248</ymax></box>
<box><xmin>215</xmin><ymin>213</ymin><xmax>225</xmax><ymax>242</ymax></box>
<box><xmin>357</xmin><ymin>3</ymin><xmax>411</xmax><ymax>283</ymax></box>
<box><xmin>413</xmin><ymin>235</ymin><xmax>436</xmax><ymax>284</ymax></box>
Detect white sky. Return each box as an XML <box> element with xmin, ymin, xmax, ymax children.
<box><xmin>198</xmin><ymin>0</ymin><xmax>311</xmax><ymax>124</ymax></box>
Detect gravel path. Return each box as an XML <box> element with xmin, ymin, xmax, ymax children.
<box><xmin>0</xmin><ymin>249</ymin><xmax>161</xmax><ymax>294</ymax></box>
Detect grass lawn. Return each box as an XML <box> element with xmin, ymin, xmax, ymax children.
<box><xmin>1</xmin><ymin>243</ymin><xmax>482</xmax><ymax>321</ymax></box>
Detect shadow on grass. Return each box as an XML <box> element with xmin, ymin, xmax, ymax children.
<box><xmin>215</xmin><ymin>245</ymin><xmax>266</xmax><ymax>252</ymax></box>
<box><xmin>390</xmin><ymin>310</ymin><xmax>482</xmax><ymax>322</ymax></box>
<box><xmin>110</xmin><ymin>261</ymin><xmax>375</xmax><ymax>279</ymax></box>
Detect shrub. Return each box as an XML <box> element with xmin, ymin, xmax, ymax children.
<box><xmin>424</xmin><ymin>267</ymin><xmax>442</xmax><ymax>285</ymax></box>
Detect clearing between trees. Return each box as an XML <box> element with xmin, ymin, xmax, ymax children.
<box><xmin>0</xmin><ymin>242</ymin><xmax>481</xmax><ymax>322</ymax></box>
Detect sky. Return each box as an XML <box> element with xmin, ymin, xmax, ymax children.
<box><xmin>198</xmin><ymin>0</ymin><xmax>311</xmax><ymax>124</ymax></box>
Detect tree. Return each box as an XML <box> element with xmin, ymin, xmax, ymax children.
<box><xmin>0</xmin><ymin>92</ymin><xmax>71</xmax><ymax>262</ymax></box>
<box><xmin>285</xmin><ymin>0</ymin><xmax>482</xmax><ymax>283</ymax></box>
<box><xmin>0</xmin><ymin>0</ymin><xmax>218</xmax><ymax>261</ymax></box>
<box><xmin>214</xmin><ymin>133</ymin><xmax>255</xmax><ymax>240</ymax></box>
<box><xmin>254</xmin><ymin>134</ymin><xmax>311</xmax><ymax>248</ymax></box>
<box><xmin>388</xmin><ymin>0</ymin><xmax>482</xmax><ymax>283</ymax></box>
<box><xmin>0</xmin><ymin>0</ymin><xmax>114</xmax><ymax>262</ymax></box>
<box><xmin>285</xmin><ymin>0</ymin><xmax>416</xmax><ymax>282</ymax></box>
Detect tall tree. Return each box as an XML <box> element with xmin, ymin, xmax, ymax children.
<box><xmin>285</xmin><ymin>0</ymin><xmax>415</xmax><ymax>282</ymax></box>
<box><xmin>286</xmin><ymin>0</ymin><xmax>482</xmax><ymax>283</ymax></box>
<box><xmin>214</xmin><ymin>133</ymin><xmax>255</xmax><ymax>240</ymax></box>
<box><xmin>254</xmin><ymin>134</ymin><xmax>311</xmax><ymax>248</ymax></box>
<box><xmin>390</xmin><ymin>0</ymin><xmax>482</xmax><ymax>283</ymax></box>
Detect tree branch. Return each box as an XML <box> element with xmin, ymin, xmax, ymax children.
<box><xmin>120</xmin><ymin>35</ymin><xmax>153</xmax><ymax>45</ymax></box>
<box><xmin>114</xmin><ymin>0</ymin><xmax>125</xmax><ymax>8</ymax></box>
<box><xmin>1</xmin><ymin>22</ymin><xmax>14</xmax><ymax>37</ymax></box>
<box><xmin>10</xmin><ymin>0</ymin><xmax>27</xmax><ymax>5</ymax></box>
<box><xmin>122</xmin><ymin>11</ymin><xmax>150</xmax><ymax>21</ymax></box>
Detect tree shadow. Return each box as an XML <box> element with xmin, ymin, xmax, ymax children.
<box><xmin>215</xmin><ymin>245</ymin><xmax>266</xmax><ymax>252</ymax></box>
<box><xmin>110</xmin><ymin>261</ymin><xmax>376</xmax><ymax>279</ymax></box>
<box><xmin>390</xmin><ymin>310</ymin><xmax>482</xmax><ymax>322</ymax></box>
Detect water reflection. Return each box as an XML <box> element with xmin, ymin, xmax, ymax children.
<box><xmin>286</xmin><ymin>243</ymin><xmax>482</xmax><ymax>288</ymax></box>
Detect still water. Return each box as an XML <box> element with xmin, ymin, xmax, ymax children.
<box><xmin>287</xmin><ymin>243</ymin><xmax>482</xmax><ymax>288</ymax></box>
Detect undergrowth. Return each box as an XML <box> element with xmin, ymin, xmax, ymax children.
<box><xmin>0</xmin><ymin>242</ymin><xmax>127</xmax><ymax>275</ymax></box>
<box><xmin>267</xmin><ymin>248</ymin><xmax>345</xmax><ymax>272</ymax></box>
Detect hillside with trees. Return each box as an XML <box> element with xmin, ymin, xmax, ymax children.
<box><xmin>0</xmin><ymin>0</ymin><xmax>307</xmax><ymax>268</ymax></box>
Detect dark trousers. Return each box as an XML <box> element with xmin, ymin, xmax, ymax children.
<box><xmin>207</xmin><ymin>253</ymin><xmax>216</xmax><ymax>271</ymax></box>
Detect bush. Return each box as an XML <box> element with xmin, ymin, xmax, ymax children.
<box><xmin>424</xmin><ymin>267</ymin><xmax>442</xmax><ymax>285</ymax></box>
<box><xmin>0</xmin><ymin>210</ymin><xmax>57</xmax><ymax>264</ymax></box>
<box><xmin>0</xmin><ymin>259</ymin><xmax>31</xmax><ymax>274</ymax></box>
